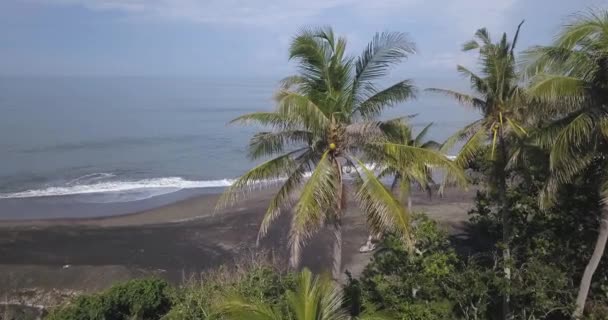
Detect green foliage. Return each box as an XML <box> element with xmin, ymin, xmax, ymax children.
<box><xmin>164</xmin><ymin>264</ymin><xmax>296</xmax><ymax>320</ymax></box>
<box><xmin>46</xmin><ymin>278</ymin><xmax>174</xmax><ymax>320</ymax></box>
<box><xmin>220</xmin><ymin>268</ymin><xmax>347</xmax><ymax>320</ymax></box>
<box><xmin>465</xmin><ymin>152</ymin><xmax>607</xmax><ymax>318</ymax></box>
<box><xmin>345</xmin><ymin>214</ymin><xmax>494</xmax><ymax>320</ymax></box>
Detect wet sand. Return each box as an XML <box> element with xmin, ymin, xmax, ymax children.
<box><xmin>0</xmin><ymin>187</ymin><xmax>475</xmax><ymax>307</ymax></box>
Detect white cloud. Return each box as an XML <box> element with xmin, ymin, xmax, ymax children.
<box><xmin>443</xmin><ymin>0</ymin><xmax>519</xmax><ymax>35</ymax></box>
<box><xmin>423</xmin><ymin>52</ymin><xmax>475</xmax><ymax>69</ymax></box>
<box><xmin>34</xmin><ymin>0</ymin><xmax>521</xmax><ymax>37</ymax></box>
<box><xmin>39</xmin><ymin>0</ymin><xmax>421</xmax><ymax>26</ymax></box>
<box><xmin>28</xmin><ymin>0</ymin><xmax>524</xmax><ymax>75</ymax></box>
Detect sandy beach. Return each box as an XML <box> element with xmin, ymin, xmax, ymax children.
<box><xmin>0</xmin><ymin>187</ymin><xmax>475</xmax><ymax>307</ymax></box>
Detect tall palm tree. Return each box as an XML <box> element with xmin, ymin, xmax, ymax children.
<box><xmin>426</xmin><ymin>21</ymin><xmax>527</xmax><ymax>320</ymax></box>
<box><xmin>524</xmin><ymin>10</ymin><xmax>608</xmax><ymax>318</ymax></box>
<box><xmin>218</xmin><ymin>27</ymin><xmax>464</xmax><ymax>280</ymax></box>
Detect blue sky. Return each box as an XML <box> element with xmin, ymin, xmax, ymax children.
<box><xmin>0</xmin><ymin>0</ymin><xmax>606</xmax><ymax>80</ymax></box>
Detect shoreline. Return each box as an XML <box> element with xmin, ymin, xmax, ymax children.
<box><xmin>0</xmin><ymin>187</ymin><xmax>476</xmax><ymax>307</ymax></box>
<box><xmin>0</xmin><ymin>189</ymin><xmax>227</xmax><ymax>228</ymax></box>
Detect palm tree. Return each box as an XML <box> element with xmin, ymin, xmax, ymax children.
<box><xmin>426</xmin><ymin>21</ymin><xmax>527</xmax><ymax>320</ymax></box>
<box><xmin>524</xmin><ymin>10</ymin><xmax>608</xmax><ymax>318</ymax></box>
<box><xmin>380</xmin><ymin>120</ymin><xmax>439</xmax><ymax>212</ymax></box>
<box><xmin>220</xmin><ymin>268</ymin><xmax>384</xmax><ymax>320</ymax></box>
<box><xmin>358</xmin><ymin>119</ymin><xmax>440</xmax><ymax>253</ymax></box>
<box><xmin>218</xmin><ymin>27</ymin><xmax>465</xmax><ymax>280</ymax></box>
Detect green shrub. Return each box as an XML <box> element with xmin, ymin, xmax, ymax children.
<box><xmin>163</xmin><ymin>260</ymin><xmax>296</xmax><ymax>320</ymax></box>
<box><xmin>345</xmin><ymin>214</ymin><xmax>491</xmax><ymax>319</ymax></box>
<box><xmin>46</xmin><ymin>278</ymin><xmax>174</xmax><ymax>320</ymax></box>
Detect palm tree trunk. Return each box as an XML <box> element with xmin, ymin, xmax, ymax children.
<box><xmin>573</xmin><ymin>208</ymin><xmax>608</xmax><ymax>319</ymax></box>
<box><xmin>332</xmin><ymin>168</ymin><xmax>345</xmax><ymax>282</ymax></box>
<box><xmin>497</xmin><ymin>130</ymin><xmax>511</xmax><ymax>320</ymax></box>
<box><xmin>332</xmin><ymin>221</ymin><xmax>343</xmax><ymax>281</ymax></box>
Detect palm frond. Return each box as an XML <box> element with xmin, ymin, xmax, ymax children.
<box><xmin>378</xmin><ymin>117</ymin><xmax>414</xmax><ymax>143</ymax></box>
<box><xmin>354</xmin><ymin>80</ymin><xmax>417</xmax><ymax>118</ymax></box>
<box><xmin>249</xmin><ymin>130</ymin><xmax>313</xmax><ymax>160</ymax></box>
<box><xmin>257</xmin><ymin>152</ymin><xmax>315</xmax><ymax>243</ymax></box>
<box><xmin>540</xmin><ymin>154</ymin><xmax>595</xmax><ymax>209</ymax></box>
<box><xmin>279</xmin><ymin>75</ymin><xmax>308</xmax><ymax>90</ymax></box>
<box><xmin>288</xmin><ymin>268</ymin><xmax>348</xmax><ymax>320</ymax></box>
<box><xmin>527</xmin><ymin>74</ymin><xmax>587</xmax><ymax>102</ymax></box>
<box><xmin>345</xmin><ymin>121</ymin><xmax>387</xmax><ymax>146</ymax></box>
<box><xmin>531</xmin><ymin>110</ymin><xmax>584</xmax><ymax>149</ymax></box>
<box><xmin>231</xmin><ymin>112</ymin><xmax>299</xmax><ymax>130</ymax></box>
<box><xmin>289</xmin><ymin>27</ymin><xmax>333</xmax><ymax>80</ymax></box>
<box><xmin>354</xmin><ymin>32</ymin><xmax>415</xmax><ymax>87</ymax></box>
<box><xmin>219</xmin><ymin>298</ymin><xmax>282</xmax><ymax>320</ymax></box>
<box><xmin>504</xmin><ymin>116</ymin><xmax>527</xmax><ymax>138</ymax></box>
<box><xmin>425</xmin><ymin>88</ymin><xmax>485</xmax><ymax>110</ymax></box>
<box><xmin>462</xmin><ymin>39</ymin><xmax>480</xmax><ymax>51</ymax></box>
<box><xmin>217</xmin><ymin>151</ymin><xmax>301</xmax><ymax>210</ymax></box>
<box><xmin>439</xmin><ymin>119</ymin><xmax>484</xmax><ymax>154</ymax></box>
<box><xmin>413</xmin><ymin>122</ymin><xmax>434</xmax><ymax>147</ymax></box>
<box><xmin>289</xmin><ymin>151</ymin><xmax>339</xmax><ymax>268</ymax></box>
<box><xmin>550</xmin><ymin>112</ymin><xmax>595</xmax><ymax>171</ymax></box>
<box><xmin>457</xmin><ymin>65</ymin><xmax>488</xmax><ymax>93</ymax></box>
<box><xmin>474</xmin><ymin>28</ymin><xmax>492</xmax><ymax>47</ymax></box>
<box><xmin>352</xmin><ymin>157</ymin><xmax>413</xmax><ymax>249</ymax></box>
<box><xmin>557</xmin><ymin>10</ymin><xmax>608</xmax><ymax>49</ymax></box>
<box><xmin>220</xmin><ymin>268</ymin><xmax>347</xmax><ymax>320</ymax></box>
<box><xmin>275</xmin><ymin>90</ymin><xmax>330</xmax><ymax>133</ymax></box>
<box><xmin>453</xmin><ymin>126</ymin><xmax>488</xmax><ymax>169</ymax></box>
<box><xmin>381</xmin><ymin>143</ymin><xmax>467</xmax><ymax>187</ymax></box>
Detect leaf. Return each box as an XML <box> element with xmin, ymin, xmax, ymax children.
<box><xmin>443</xmin><ymin>124</ymin><xmax>489</xmax><ymax>179</ymax></box>
<box><xmin>257</xmin><ymin>152</ymin><xmax>314</xmax><ymax>244</ymax></box>
<box><xmin>352</xmin><ymin>157</ymin><xmax>413</xmax><ymax>249</ymax></box>
<box><xmin>275</xmin><ymin>90</ymin><xmax>330</xmax><ymax>134</ymax></box>
<box><xmin>288</xmin><ymin>269</ymin><xmax>348</xmax><ymax>320</ymax></box>
<box><xmin>354</xmin><ymin>32</ymin><xmax>415</xmax><ymax>85</ymax></box>
<box><xmin>425</xmin><ymin>88</ymin><xmax>485</xmax><ymax>110</ymax></box>
<box><xmin>440</xmin><ymin>119</ymin><xmax>484</xmax><ymax>155</ymax></box>
<box><xmin>219</xmin><ymin>298</ymin><xmax>282</xmax><ymax>320</ymax></box>
<box><xmin>231</xmin><ymin>112</ymin><xmax>299</xmax><ymax>130</ymax></box>
<box><xmin>354</xmin><ymin>80</ymin><xmax>417</xmax><ymax>118</ymax></box>
<box><xmin>527</xmin><ymin>74</ymin><xmax>587</xmax><ymax>102</ymax></box>
<box><xmin>381</xmin><ymin>143</ymin><xmax>468</xmax><ymax>188</ymax></box>
<box><xmin>504</xmin><ymin>116</ymin><xmax>527</xmax><ymax>138</ymax></box>
<box><xmin>289</xmin><ymin>151</ymin><xmax>339</xmax><ymax>268</ymax></box>
<box><xmin>217</xmin><ymin>151</ymin><xmax>302</xmax><ymax>210</ymax></box>
<box><xmin>550</xmin><ymin>112</ymin><xmax>595</xmax><ymax>172</ymax></box>
<box><xmin>249</xmin><ymin>130</ymin><xmax>313</xmax><ymax>160</ymax></box>
<box><xmin>413</xmin><ymin>122</ymin><xmax>434</xmax><ymax>147</ymax></box>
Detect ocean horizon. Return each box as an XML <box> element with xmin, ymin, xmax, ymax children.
<box><xmin>0</xmin><ymin>76</ymin><xmax>478</xmax><ymax>220</ymax></box>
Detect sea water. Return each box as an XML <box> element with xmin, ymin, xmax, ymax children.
<box><xmin>0</xmin><ymin>76</ymin><xmax>477</xmax><ymax>219</ymax></box>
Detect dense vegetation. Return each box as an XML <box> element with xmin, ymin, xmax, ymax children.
<box><xmin>43</xmin><ymin>8</ymin><xmax>608</xmax><ymax>320</ymax></box>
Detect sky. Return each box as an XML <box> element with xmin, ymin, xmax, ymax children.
<box><xmin>1</xmin><ymin>0</ymin><xmax>607</xmax><ymax>82</ymax></box>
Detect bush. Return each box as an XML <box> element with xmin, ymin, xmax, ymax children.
<box><xmin>345</xmin><ymin>214</ymin><xmax>494</xmax><ymax>320</ymax></box>
<box><xmin>46</xmin><ymin>278</ymin><xmax>174</xmax><ymax>320</ymax></box>
<box><xmin>163</xmin><ymin>255</ymin><xmax>296</xmax><ymax>320</ymax></box>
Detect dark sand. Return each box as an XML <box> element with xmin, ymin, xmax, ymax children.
<box><xmin>0</xmin><ymin>188</ymin><xmax>475</xmax><ymax>307</ymax></box>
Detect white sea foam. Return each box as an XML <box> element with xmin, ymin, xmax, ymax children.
<box><xmin>0</xmin><ymin>177</ymin><xmax>236</xmax><ymax>199</ymax></box>
<box><xmin>0</xmin><ymin>155</ymin><xmax>457</xmax><ymax>200</ymax></box>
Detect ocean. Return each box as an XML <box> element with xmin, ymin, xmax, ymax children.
<box><xmin>0</xmin><ymin>76</ymin><xmax>478</xmax><ymax>220</ymax></box>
